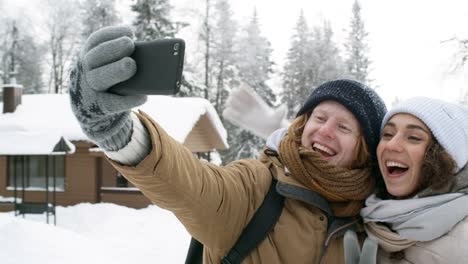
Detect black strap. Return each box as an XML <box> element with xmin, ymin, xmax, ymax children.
<box><xmin>185</xmin><ymin>238</ymin><xmax>203</xmax><ymax>264</ymax></box>
<box><xmin>221</xmin><ymin>179</ymin><xmax>284</xmax><ymax>264</ymax></box>
<box><xmin>184</xmin><ymin>179</ymin><xmax>284</xmax><ymax>264</ymax></box>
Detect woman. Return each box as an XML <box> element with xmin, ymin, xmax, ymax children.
<box><xmin>69</xmin><ymin>25</ymin><xmax>388</xmax><ymax>264</ymax></box>
<box><xmin>345</xmin><ymin>97</ymin><xmax>468</xmax><ymax>264</ymax></box>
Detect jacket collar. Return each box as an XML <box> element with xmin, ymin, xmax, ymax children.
<box><xmin>276</xmin><ymin>179</ymin><xmax>361</xmax><ymax>246</ymax></box>
<box><xmin>276</xmin><ymin>181</ymin><xmax>332</xmax><ymax>216</ymax></box>
<box><xmin>266</xmin><ymin>128</ymin><xmax>287</xmax><ymax>152</ymax></box>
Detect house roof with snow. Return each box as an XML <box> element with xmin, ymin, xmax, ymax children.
<box><xmin>0</xmin><ymin>94</ymin><xmax>228</xmax><ymax>155</ymax></box>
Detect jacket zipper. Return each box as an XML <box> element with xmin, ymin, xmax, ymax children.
<box><xmin>317</xmin><ymin>221</ymin><xmax>357</xmax><ymax>264</ymax></box>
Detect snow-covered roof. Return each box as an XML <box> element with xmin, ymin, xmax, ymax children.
<box><xmin>0</xmin><ymin>132</ymin><xmax>75</xmax><ymax>155</ymax></box>
<box><xmin>140</xmin><ymin>96</ymin><xmax>227</xmax><ymax>146</ymax></box>
<box><xmin>0</xmin><ymin>94</ymin><xmax>228</xmax><ymax>154</ymax></box>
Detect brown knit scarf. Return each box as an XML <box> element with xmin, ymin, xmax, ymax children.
<box><xmin>278</xmin><ymin>125</ymin><xmax>375</xmax><ymax>217</ymax></box>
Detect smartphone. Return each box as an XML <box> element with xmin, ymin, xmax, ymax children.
<box><xmin>109</xmin><ymin>38</ymin><xmax>185</xmax><ymax>95</ymax></box>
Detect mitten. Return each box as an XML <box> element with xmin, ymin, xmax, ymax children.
<box><xmin>69</xmin><ymin>26</ymin><xmax>147</xmax><ymax>151</ymax></box>
<box><xmin>344</xmin><ymin>230</ymin><xmax>378</xmax><ymax>264</ymax></box>
<box><xmin>360</xmin><ymin>236</ymin><xmax>378</xmax><ymax>264</ymax></box>
<box><xmin>223</xmin><ymin>83</ymin><xmax>290</xmax><ymax>139</ymax></box>
<box><xmin>345</xmin><ymin>230</ymin><xmax>361</xmax><ymax>264</ymax></box>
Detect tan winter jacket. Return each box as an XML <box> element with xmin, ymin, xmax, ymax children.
<box><xmin>108</xmin><ymin>111</ymin><xmax>363</xmax><ymax>264</ymax></box>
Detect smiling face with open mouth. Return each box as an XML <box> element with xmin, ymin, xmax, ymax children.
<box><xmin>301</xmin><ymin>100</ymin><xmax>361</xmax><ymax>168</ymax></box>
<box><xmin>377</xmin><ymin>113</ymin><xmax>432</xmax><ymax>198</ymax></box>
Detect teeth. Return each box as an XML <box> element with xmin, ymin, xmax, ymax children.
<box><xmin>312</xmin><ymin>143</ymin><xmax>335</xmax><ymax>155</ymax></box>
<box><xmin>386</xmin><ymin>161</ymin><xmax>408</xmax><ymax>168</ymax></box>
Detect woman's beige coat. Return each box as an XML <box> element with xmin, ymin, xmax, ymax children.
<box><xmin>108</xmin><ymin>112</ymin><xmax>363</xmax><ymax>264</ymax></box>
<box><xmin>376</xmin><ymin>217</ymin><xmax>468</xmax><ymax>263</ymax></box>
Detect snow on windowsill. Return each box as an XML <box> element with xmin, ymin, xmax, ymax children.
<box><xmin>100</xmin><ymin>187</ymin><xmax>140</xmax><ymax>192</ymax></box>
<box><xmin>0</xmin><ymin>196</ymin><xmax>22</xmax><ymax>203</ymax></box>
<box><xmin>6</xmin><ymin>186</ymin><xmax>65</xmax><ymax>192</ymax></box>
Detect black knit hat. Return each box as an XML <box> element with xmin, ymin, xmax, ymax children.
<box><xmin>296</xmin><ymin>79</ymin><xmax>387</xmax><ymax>159</ymax></box>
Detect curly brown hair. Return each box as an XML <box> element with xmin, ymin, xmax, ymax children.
<box><xmin>419</xmin><ymin>140</ymin><xmax>457</xmax><ymax>191</ymax></box>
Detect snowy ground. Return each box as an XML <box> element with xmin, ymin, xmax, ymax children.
<box><xmin>0</xmin><ymin>203</ymin><xmax>191</xmax><ymax>264</ymax></box>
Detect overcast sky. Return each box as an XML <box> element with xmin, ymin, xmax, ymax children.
<box><xmin>5</xmin><ymin>0</ymin><xmax>468</xmax><ymax>106</ymax></box>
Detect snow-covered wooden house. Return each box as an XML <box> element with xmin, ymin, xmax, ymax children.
<box><xmin>0</xmin><ymin>87</ymin><xmax>228</xmax><ymax>211</ymax></box>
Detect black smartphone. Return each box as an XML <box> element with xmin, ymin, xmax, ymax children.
<box><xmin>109</xmin><ymin>38</ymin><xmax>185</xmax><ymax>95</ymax></box>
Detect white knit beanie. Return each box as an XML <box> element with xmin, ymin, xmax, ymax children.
<box><xmin>382</xmin><ymin>97</ymin><xmax>468</xmax><ymax>172</ymax></box>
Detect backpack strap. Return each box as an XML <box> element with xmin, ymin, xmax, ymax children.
<box><xmin>184</xmin><ymin>179</ymin><xmax>284</xmax><ymax>264</ymax></box>
<box><xmin>185</xmin><ymin>238</ymin><xmax>203</xmax><ymax>264</ymax></box>
<box><xmin>221</xmin><ymin>179</ymin><xmax>284</xmax><ymax>264</ymax></box>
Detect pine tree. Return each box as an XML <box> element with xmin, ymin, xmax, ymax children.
<box><xmin>281</xmin><ymin>12</ymin><xmax>346</xmax><ymax>117</ymax></box>
<box><xmin>81</xmin><ymin>0</ymin><xmax>121</xmax><ymax>39</ymax></box>
<box><xmin>345</xmin><ymin>0</ymin><xmax>371</xmax><ymax>84</ymax></box>
<box><xmin>236</xmin><ymin>10</ymin><xmax>275</xmax><ymax>104</ymax></box>
<box><xmin>131</xmin><ymin>0</ymin><xmax>178</xmax><ymax>40</ymax></box>
<box><xmin>309</xmin><ymin>21</ymin><xmax>346</xmax><ymax>87</ymax></box>
<box><xmin>221</xmin><ymin>9</ymin><xmax>276</xmax><ymax>163</ymax></box>
<box><xmin>281</xmin><ymin>10</ymin><xmax>312</xmax><ymax>117</ymax></box>
<box><xmin>211</xmin><ymin>0</ymin><xmax>237</xmax><ymax>115</ymax></box>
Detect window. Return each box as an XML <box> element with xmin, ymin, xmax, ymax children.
<box><xmin>7</xmin><ymin>155</ymin><xmax>65</xmax><ymax>190</ymax></box>
<box><xmin>116</xmin><ymin>172</ymin><xmax>128</xmax><ymax>188</ymax></box>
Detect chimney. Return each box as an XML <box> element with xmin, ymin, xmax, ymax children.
<box><xmin>2</xmin><ymin>84</ymin><xmax>23</xmax><ymax>113</ymax></box>
<box><xmin>2</xmin><ymin>68</ymin><xmax>23</xmax><ymax>113</ymax></box>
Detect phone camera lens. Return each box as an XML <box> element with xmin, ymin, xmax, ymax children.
<box><xmin>173</xmin><ymin>43</ymin><xmax>180</xmax><ymax>55</ymax></box>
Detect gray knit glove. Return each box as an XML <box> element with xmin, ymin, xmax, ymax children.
<box><xmin>69</xmin><ymin>26</ymin><xmax>147</xmax><ymax>151</ymax></box>
<box><xmin>344</xmin><ymin>230</ymin><xmax>378</xmax><ymax>264</ymax></box>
